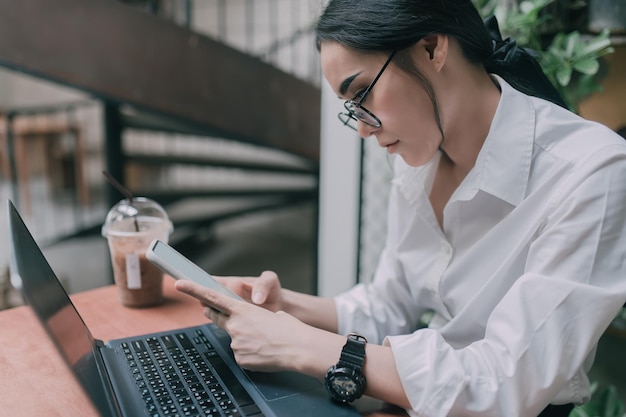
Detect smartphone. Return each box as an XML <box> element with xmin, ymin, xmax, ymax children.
<box><xmin>146</xmin><ymin>239</ymin><xmax>243</xmax><ymax>301</ymax></box>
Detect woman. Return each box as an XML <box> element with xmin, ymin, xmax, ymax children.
<box><xmin>175</xmin><ymin>1</ymin><xmax>626</xmax><ymax>416</ymax></box>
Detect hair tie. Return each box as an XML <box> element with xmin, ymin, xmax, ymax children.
<box><xmin>482</xmin><ymin>15</ymin><xmax>568</xmax><ymax>109</ymax></box>
<box><xmin>484</xmin><ymin>15</ymin><xmax>539</xmax><ymax>67</ymax></box>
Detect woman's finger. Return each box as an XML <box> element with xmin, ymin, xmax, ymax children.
<box><xmin>251</xmin><ymin>270</ymin><xmax>279</xmax><ymax>305</ymax></box>
<box><xmin>175</xmin><ymin>279</ymin><xmax>236</xmax><ymax>315</ymax></box>
<box><xmin>204</xmin><ymin>306</ymin><xmax>227</xmax><ymax>327</ymax></box>
<box><xmin>210</xmin><ymin>276</ymin><xmax>256</xmax><ymax>302</ymax></box>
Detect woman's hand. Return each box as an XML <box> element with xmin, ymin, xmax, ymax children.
<box><xmin>213</xmin><ymin>271</ymin><xmax>340</xmax><ymax>333</ymax></box>
<box><xmin>174</xmin><ymin>279</ymin><xmax>338</xmax><ymax>374</ymax></box>
<box><xmin>174</xmin><ymin>280</ymin><xmax>411</xmax><ymax>407</ymax></box>
<box><xmin>212</xmin><ymin>270</ymin><xmax>284</xmax><ymax>313</ymax></box>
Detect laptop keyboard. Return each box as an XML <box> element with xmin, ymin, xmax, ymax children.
<box><xmin>121</xmin><ymin>329</ymin><xmax>264</xmax><ymax>417</ymax></box>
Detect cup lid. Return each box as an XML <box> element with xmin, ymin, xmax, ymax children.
<box><xmin>101</xmin><ymin>197</ymin><xmax>173</xmax><ymax>237</ymax></box>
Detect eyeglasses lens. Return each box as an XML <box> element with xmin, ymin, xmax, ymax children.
<box><xmin>345</xmin><ymin>101</ymin><xmax>381</xmax><ymax>128</ymax></box>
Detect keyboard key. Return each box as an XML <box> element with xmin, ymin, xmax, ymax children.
<box><xmin>161</xmin><ymin>335</ymin><xmax>178</xmax><ymax>349</ymax></box>
<box><xmin>207</xmin><ymin>358</ymin><xmax>254</xmax><ymax>407</ymax></box>
<box><xmin>239</xmin><ymin>404</ymin><xmax>262</xmax><ymax>416</ymax></box>
<box><xmin>131</xmin><ymin>340</ymin><xmax>147</xmax><ymax>352</ymax></box>
<box><xmin>175</xmin><ymin>333</ymin><xmax>194</xmax><ymax>349</ymax></box>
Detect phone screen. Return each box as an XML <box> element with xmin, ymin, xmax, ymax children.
<box><xmin>146</xmin><ymin>239</ymin><xmax>243</xmax><ymax>301</ymax></box>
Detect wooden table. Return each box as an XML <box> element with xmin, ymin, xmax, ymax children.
<box><xmin>0</xmin><ymin>278</ymin><xmax>406</xmax><ymax>417</ymax></box>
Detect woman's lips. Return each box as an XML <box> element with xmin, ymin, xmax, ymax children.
<box><xmin>382</xmin><ymin>140</ymin><xmax>399</xmax><ymax>153</ymax></box>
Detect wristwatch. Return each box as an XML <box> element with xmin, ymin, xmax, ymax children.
<box><xmin>324</xmin><ymin>333</ymin><xmax>367</xmax><ymax>403</ymax></box>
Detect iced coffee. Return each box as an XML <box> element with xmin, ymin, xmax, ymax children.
<box><xmin>102</xmin><ymin>198</ymin><xmax>173</xmax><ymax>308</ymax></box>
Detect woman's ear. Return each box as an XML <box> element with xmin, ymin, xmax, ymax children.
<box><xmin>422</xmin><ymin>34</ymin><xmax>448</xmax><ymax>72</ymax></box>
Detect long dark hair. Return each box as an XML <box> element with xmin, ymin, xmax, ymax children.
<box><xmin>315</xmin><ymin>0</ymin><xmax>567</xmax><ymax>109</ymax></box>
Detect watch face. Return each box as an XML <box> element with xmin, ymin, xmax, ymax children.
<box><xmin>331</xmin><ymin>374</ymin><xmax>359</xmax><ymax>396</ymax></box>
<box><xmin>325</xmin><ymin>367</ymin><xmax>366</xmax><ymax>403</ymax></box>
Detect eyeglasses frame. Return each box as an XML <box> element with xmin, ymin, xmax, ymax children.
<box><xmin>338</xmin><ymin>50</ymin><xmax>397</xmax><ymax>131</ymax></box>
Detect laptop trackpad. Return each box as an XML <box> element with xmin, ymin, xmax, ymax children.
<box><xmin>246</xmin><ymin>370</ymin><xmax>322</xmax><ymax>401</ymax></box>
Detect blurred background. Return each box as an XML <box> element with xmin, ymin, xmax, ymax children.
<box><xmin>0</xmin><ymin>0</ymin><xmax>327</xmax><ymax>300</ymax></box>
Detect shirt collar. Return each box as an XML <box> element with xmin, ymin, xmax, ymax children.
<box><xmin>461</xmin><ymin>75</ymin><xmax>535</xmax><ymax>207</ymax></box>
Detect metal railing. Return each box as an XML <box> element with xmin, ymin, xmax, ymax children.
<box><xmin>112</xmin><ymin>0</ymin><xmax>323</xmax><ymax>226</ymax></box>
<box><xmin>0</xmin><ymin>0</ymin><xmax>323</xmax><ymax>254</ymax></box>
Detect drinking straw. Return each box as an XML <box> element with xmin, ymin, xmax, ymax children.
<box><xmin>102</xmin><ymin>170</ymin><xmax>140</xmax><ymax>232</ymax></box>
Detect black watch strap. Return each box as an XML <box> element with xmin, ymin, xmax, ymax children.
<box><xmin>337</xmin><ymin>333</ymin><xmax>367</xmax><ymax>371</ymax></box>
<box><xmin>324</xmin><ymin>332</ymin><xmax>368</xmax><ymax>403</ymax></box>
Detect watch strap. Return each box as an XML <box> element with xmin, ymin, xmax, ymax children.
<box><xmin>324</xmin><ymin>333</ymin><xmax>368</xmax><ymax>403</ymax></box>
<box><xmin>337</xmin><ymin>333</ymin><xmax>366</xmax><ymax>371</ymax></box>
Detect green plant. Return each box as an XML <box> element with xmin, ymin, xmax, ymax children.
<box><xmin>613</xmin><ymin>307</ymin><xmax>626</xmax><ymax>330</ymax></box>
<box><xmin>570</xmin><ymin>382</ymin><xmax>626</xmax><ymax>417</ymax></box>
<box><xmin>541</xmin><ymin>28</ymin><xmax>613</xmax><ymax>111</ymax></box>
<box><xmin>474</xmin><ymin>0</ymin><xmax>614</xmax><ymax>113</ymax></box>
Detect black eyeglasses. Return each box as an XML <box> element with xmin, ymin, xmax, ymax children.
<box><xmin>338</xmin><ymin>50</ymin><xmax>397</xmax><ymax>131</ymax></box>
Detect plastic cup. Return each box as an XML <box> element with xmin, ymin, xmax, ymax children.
<box><xmin>101</xmin><ymin>197</ymin><xmax>173</xmax><ymax>308</ymax></box>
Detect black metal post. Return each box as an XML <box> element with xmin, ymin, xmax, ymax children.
<box><xmin>103</xmin><ymin>102</ymin><xmax>125</xmax><ymax>209</ymax></box>
<box><xmin>5</xmin><ymin>112</ymin><xmax>20</xmax><ymax>210</ymax></box>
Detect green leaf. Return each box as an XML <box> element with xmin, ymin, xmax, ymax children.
<box><xmin>565</xmin><ymin>32</ymin><xmax>580</xmax><ymax>57</ymax></box>
<box><xmin>569</xmin><ymin>407</ymin><xmax>591</xmax><ymax>417</ymax></box>
<box><xmin>519</xmin><ymin>1</ymin><xmax>535</xmax><ymax>14</ymax></box>
<box><xmin>573</xmin><ymin>58</ymin><xmax>600</xmax><ymax>75</ymax></box>
<box><xmin>581</xmin><ymin>29</ymin><xmax>613</xmax><ymax>56</ymax></box>
<box><xmin>603</xmin><ymin>385</ymin><xmax>624</xmax><ymax>417</ymax></box>
<box><xmin>556</xmin><ymin>66</ymin><xmax>572</xmax><ymax>86</ymax></box>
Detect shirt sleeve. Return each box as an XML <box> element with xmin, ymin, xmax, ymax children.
<box><xmin>386</xmin><ymin>146</ymin><xmax>626</xmax><ymax>416</ymax></box>
<box><xmin>334</xmin><ymin>248</ymin><xmax>427</xmax><ymax>344</ymax></box>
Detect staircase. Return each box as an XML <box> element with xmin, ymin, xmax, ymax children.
<box><xmin>0</xmin><ymin>0</ymin><xmax>322</xmax><ymax>247</ymax></box>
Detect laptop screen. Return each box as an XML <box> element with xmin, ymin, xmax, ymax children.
<box><xmin>7</xmin><ymin>201</ymin><xmax>115</xmax><ymax>417</ymax></box>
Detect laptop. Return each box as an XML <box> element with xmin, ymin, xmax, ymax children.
<box><xmin>6</xmin><ymin>200</ymin><xmax>360</xmax><ymax>417</ymax></box>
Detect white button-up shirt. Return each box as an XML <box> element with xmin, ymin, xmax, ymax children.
<box><xmin>334</xmin><ymin>76</ymin><xmax>626</xmax><ymax>417</ymax></box>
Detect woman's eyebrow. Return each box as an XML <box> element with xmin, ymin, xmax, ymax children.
<box><xmin>339</xmin><ymin>72</ymin><xmax>360</xmax><ymax>96</ymax></box>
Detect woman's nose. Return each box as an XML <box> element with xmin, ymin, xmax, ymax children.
<box><xmin>356</xmin><ymin>120</ymin><xmax>379</xmax><ymax>139</ymax></box>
